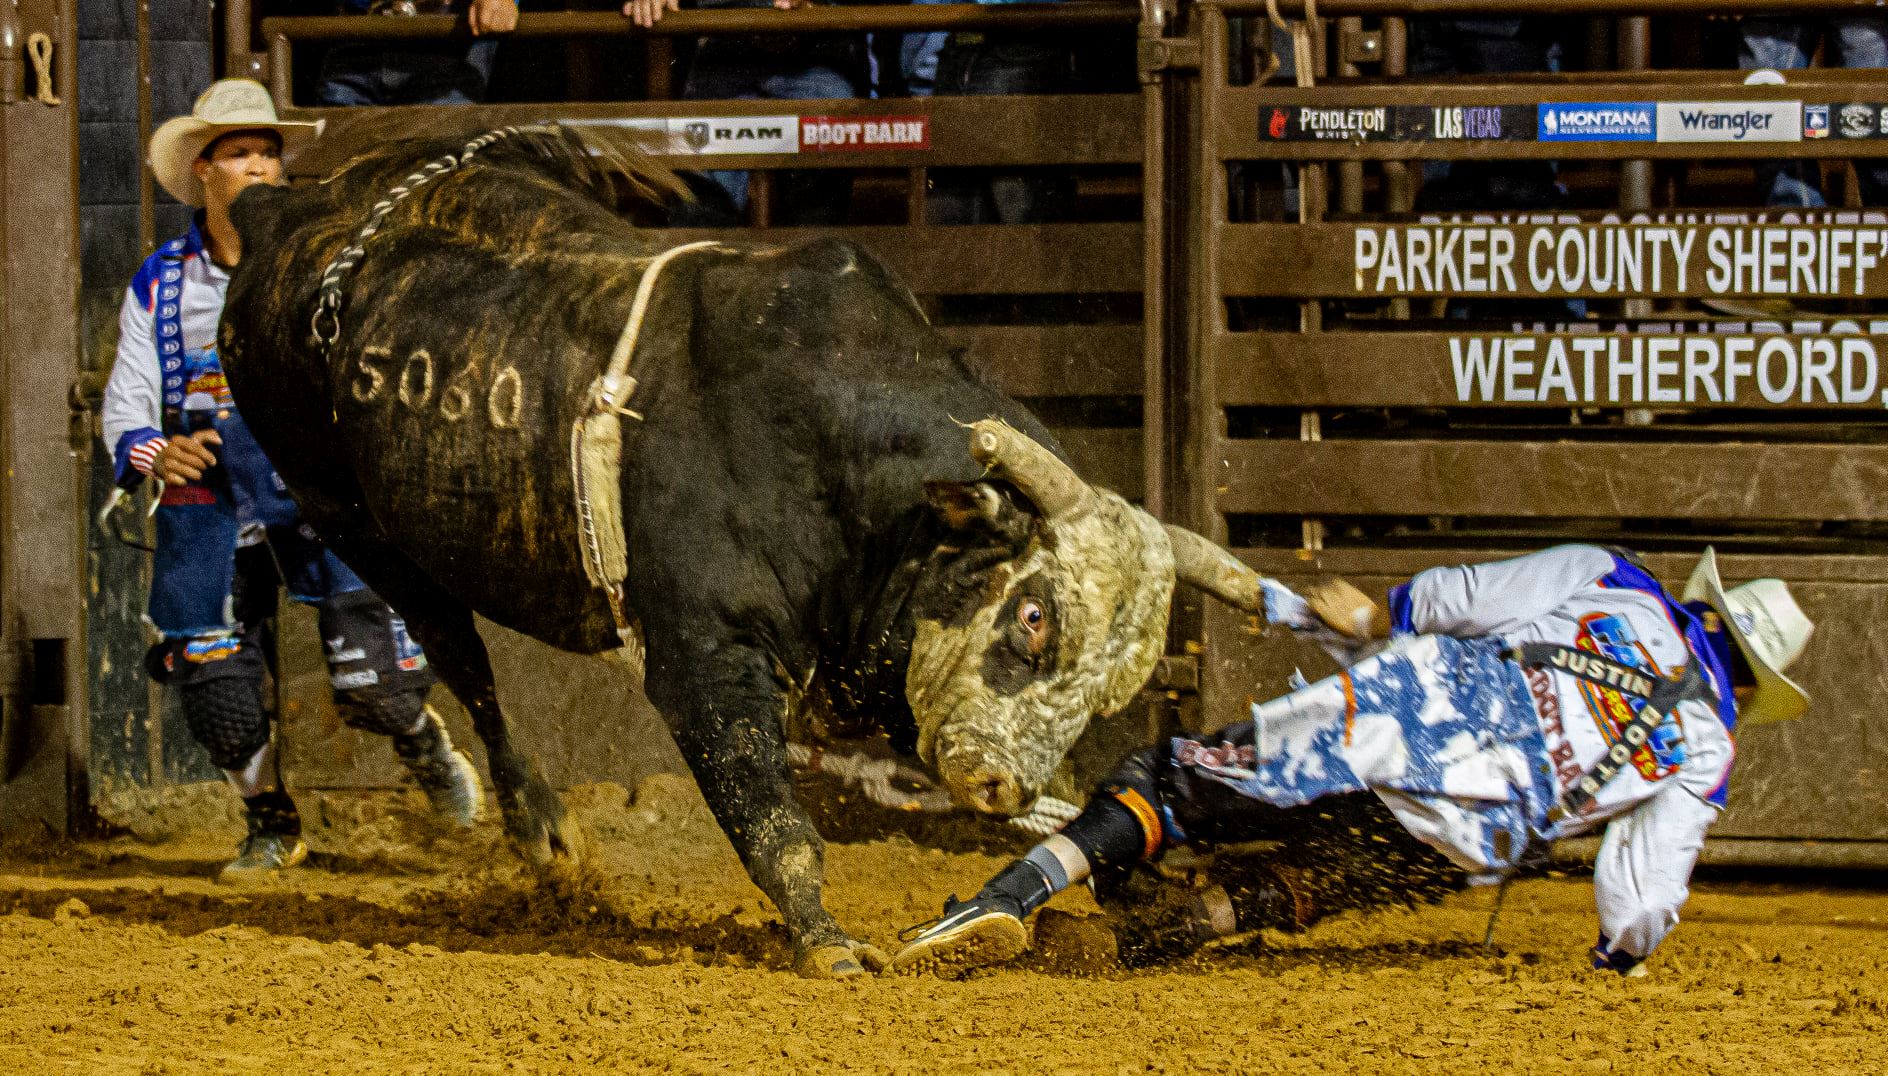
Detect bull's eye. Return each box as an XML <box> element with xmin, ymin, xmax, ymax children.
<box><xmin>1017</xmin><ymin>600</ymin><xmax>1048</xmax><ymax>653</ymax></box>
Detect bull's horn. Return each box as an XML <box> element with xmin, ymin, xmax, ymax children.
<box><xmin>1163</xmin><ymin>524</ymin><xmax>1265</xmax><ymax>612</ymax></box>
<box><xmin>967</xmin><ymin>419</ymin><xmax>1093</xmax><ymax>521</ymax></box>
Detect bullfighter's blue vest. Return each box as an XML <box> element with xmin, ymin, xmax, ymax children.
<box><xmin>140</xmin><ymin>220</ymin><xmax>365</xmax><ymax>637</ymax></box>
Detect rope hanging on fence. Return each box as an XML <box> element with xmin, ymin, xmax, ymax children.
<box><xmin>1263</xmin><ymin>0</ymin><xmax>1320</xmax><ymax>90</ymax></box>
<box><xmin>785</xmin><ymin>743</ymin><xmax>1084</xmax><ymax>837</ymax></box>
<box><xmin>26</xmin><ymin>32</ymin><xmax>58</xmax><ymax>106</ymax></box>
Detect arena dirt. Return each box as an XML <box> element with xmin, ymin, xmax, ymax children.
<box><xmin>2</xmin><ymin>776</ymin><xmax>1885</xmax><ymax>1073</ymax></box>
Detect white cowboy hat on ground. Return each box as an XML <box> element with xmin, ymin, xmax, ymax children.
<box><xmin>148</xmin><ymin>79</ymin><xmax>323</xmax><ymax>207</ymax></box>
<box><xmin>1683</xmin><ymin>546</ymin><xmax>1814</xmax><ymax>726</ymax></box>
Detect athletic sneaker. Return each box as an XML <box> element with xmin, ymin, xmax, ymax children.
<box><xmin>395</xmin><ymin>707</ymin><xmax>483</xmax><ymax>827</ymax></box>
<box><xmin>891</xmin><ymin>893</ymin><xmax>1028</xmax><ymax>974</ymax></box>
<box><xmin>219</xmin><ymin>832</ymin><xmax>308</xmax><ymax>881</ymax></box>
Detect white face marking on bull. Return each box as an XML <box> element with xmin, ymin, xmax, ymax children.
<box><xmin>906</xmin><ymin>487</ymin><xmax>1176</xmax><ymax>816</ymax></box>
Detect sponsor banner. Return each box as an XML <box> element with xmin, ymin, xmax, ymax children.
<box><xmin>1261</xmin><ymin>105</ymin><xmax>1391</xmax><ymax>141</ymax></box>
<box><xmin>1258</xmin><ymin>104</ymin><xmax>1527</xmax><ymax>142</ymax></box>
<box><xmin>801</xmin><ymin>115</ymin><xmax>930</xmax><ymax>151</ymax></box>
<box><xmin>1832</xmin><ymin>102</ymin><xmax>1888</xmax><ymax>139</ymax></box>
<box><xmin>1350</xmin><ymin>223</ymin><xmax>1888</xmax><ymax>297</ymax></box>
<box><xmin>605</xmin><ymin>116</ymin><xmax>802</xmax><ymax>155</ymax></box>
<box><xmin>575</xmin><ymin>115</ymin><xmax>936</xmax><ymax>155</ymax></box>
<box><xmin>1805</xmin><ymin>104</ymin><xmax>1831</xmax><ymax>139</ymax></box>
<box><xmin>1537</xmin><ymin>102</ymin><xmax>1655</xmax><ymax>142</ymax></box>
<box><xmin>1656</xmin><ymin>101</ymin><xmax>1801</xmax><ymax>143</ymax></box>
<box><xmin>1251</xmin><ymin>100</ymin><xmax>1888</xmax><ymax>144</ymax></box>
<box><xmin>1446</xmin><ymin>333</ymin><xmax>1888</xmax><ymax>408</ymax></box>
<box><xmin>1400</xmin><ymin>105</ymin><xmax>1530</xmax><ymax>141</ymax></box>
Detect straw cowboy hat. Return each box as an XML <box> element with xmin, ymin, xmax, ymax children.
<box><xmin>148</xmin><ymin>79</ymin><xmax>322</xmax><ymax>207</ymax></box>
<box><xmin>1683</xmin><ymin>547</ymin><xmax>1814</xmax><ymax>726</ymax></box>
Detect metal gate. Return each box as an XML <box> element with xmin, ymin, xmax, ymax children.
<box><xmin>54</xmin><ymin>1</ymin><xmax>1888</xmax><ymax>857</ymax></box>
<box><xmin>1174</xmin><ymin>0</ymin><xmax>1888</xmax><ymax>856</ymax></box>
<box><xmin>246</xmin><ymin>2</ymin><xmax>1165</xmax><ymax>794</ymax></box>
<box><xmin>0</xmin><ymin>0</ymin><xmax>84</xmax><ymax>835</ymax></box>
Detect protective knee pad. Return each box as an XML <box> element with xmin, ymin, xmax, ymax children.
<box><xmin>1055</xmin><ymin>746</ymin><xmax>1169</xmax><ymax>898</ymax></box>
<box><xmin>180</xmin><ymin>676</ymin><xmax>272</xmax><ymax>771</ymax></box>
<box><xmin>335</xmin><ymin>685</ymin><xmax>428</xmax><ymax>737</ymax></box>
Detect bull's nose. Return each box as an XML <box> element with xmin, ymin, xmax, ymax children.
<box><xmin>962</xmin><ymin>770</ymin><xmax>1025</xmax><ymax>817</ymax></box>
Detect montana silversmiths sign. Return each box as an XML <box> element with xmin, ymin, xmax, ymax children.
<box><xmin>1537</xmin><ymin>102</ymin><xmax>1655</xmax><ymax>142</ymax></box>
<box><xmin>1656</xmin><ymin>101</ymin><xmax>1802</xmax><ymax>143</ymax></box>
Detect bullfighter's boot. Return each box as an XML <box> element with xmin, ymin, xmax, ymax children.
<box><xmin>892</xmin><ymin>858</ymin><xmax>1046</xmax><ymax>973</ymax></box>
<box><xmin>220</xmin><ymin>789</ymin><xmax>308</xmax><ymax>881</ymax></box>
<box><xmin>391</xmin><ymin>706</ymin><xmax>483</xmax><ymax>827</ymax></box>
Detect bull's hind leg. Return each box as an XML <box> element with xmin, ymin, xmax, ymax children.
<box><xmin>398</xmin><ymin>601</ymin><xmax>581</xmax><ymax>865</ymax></box>
<box><xmin>651</xmin><ymin>645</ymin><xmax>889</xmax><ymax>979</ymax></box>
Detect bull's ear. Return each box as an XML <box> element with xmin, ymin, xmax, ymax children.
<box><xmin>925</xmin><ymin>480</ymin><xmax>1035</xmax><ymax>539</ymax></box>
<box><xmin>228</xmin><ymin>183</ymin><xmax>296</xmax><ymax>258</ymax></box>
<box><xmin>925</xmin><ymin>480</ymin><xmax>1005</xmax><ymax>531</ymax></box>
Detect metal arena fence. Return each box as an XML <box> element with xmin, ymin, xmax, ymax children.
<box><xmin>20</xmin><ymin>0</ymin><xmax>1888</xmax><ymax>859</ymax></box>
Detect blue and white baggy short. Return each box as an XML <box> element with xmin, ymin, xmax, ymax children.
<box><xmin>1174</xmin><ymin>634</ymin><xmax>1564</xmax><ymax>875</ymax></box>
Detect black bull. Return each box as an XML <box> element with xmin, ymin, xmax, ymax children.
<box><xmin>221</xmin><ymin>128</ymin><xmax>1264</xmax><ymax>977</ymax></box>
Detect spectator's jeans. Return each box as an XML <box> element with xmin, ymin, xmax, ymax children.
<box><xmin>929</xmin><ymin>37</ymin><xmax>1077</xmax><ymax>224</ymax></box>
<box><xmin>317</xmin><ymin>40</ymin><xmax>496</xmax><ymax>107</ymax></box>
<box><xmin>1408</xmin><ymin>19</ymin><xmax>1576</xmax><ymax>318</ymax></box>
<box><xmin>677</xmin><ymin>47</ymin><xmax>858</xmax><ymax>227</ymax></box>
<box><xmin>1410</xmin><ymin>18</ymin><xmax>1562</xmax><ymax>208</ymax></box>
<box><xmin>1741</xmin><ymin>17</ymin><xmax>1888</xmax><ymax>206</ymax></box>
<box><xmin>898</xmin><ymin>0</ymin><xmax>955</xmax><ymax>97</ymax></box>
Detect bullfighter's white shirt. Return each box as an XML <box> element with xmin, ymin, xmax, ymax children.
<box><xmin>101</xmin><ymin>242</ymin><xmax>231</xmax><ymax>461</ymax></box>
<box><xmin>1395</xmin><ymin>544</ymin><xmax>1734</xmax><ymax>958</ymax></box>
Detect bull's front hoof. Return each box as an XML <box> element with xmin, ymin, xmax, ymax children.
<box><xmin>795</xmin><ymin>940</ymin><xmax>890</xmax><ymax>980</ymax></box>
<box><xmin>506</xmin><ymin>786</ymin><xmax>590</xmax><ymax>867</ymax></box>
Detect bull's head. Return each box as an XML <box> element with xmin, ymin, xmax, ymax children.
<box><xmin>906</xmin><ymin>419</ymin><xmax>1266</xmax><ymax>816</ymax></box>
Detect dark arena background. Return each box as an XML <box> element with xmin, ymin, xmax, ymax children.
<box><xmin>3</xmin><ymin>0</ymin><xmax>1888</xmax><ymax>1069</ymax></box>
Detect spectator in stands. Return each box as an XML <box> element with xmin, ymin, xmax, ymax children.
<box><xmin>317</xmin><ymin>0</ymin><xmax>519</xmax><ymax>107</ymax></box>
<box><xmin>1740</xmin><ymin>17</ymin><xmax>1888</xmax><ymax>206</ymax></box>
<box><xmin>901</xmin><ymin>0</ymin><xmax>951</xmax><ymax>98</ymax></box>
<box><xmin>927</xmin><ymin>16</ymin><xmax>1080</xmax><ymax>223</ymax></box>
<box><xmin>624</xmin><ymin>0</ymin><xmax>864</xmax><ymax>226</ymax></box>
<box><xmin>1410</xmin><ymin>18</ymin><xmax>1565</xmax><ymax>214</ymax></box>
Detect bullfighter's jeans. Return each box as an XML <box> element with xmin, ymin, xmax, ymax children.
<box><xmin>1151</xmin><ymin>634</ymin><xmax>1560</xmax><ymax>879</ymax></box>
<box><xmin>1740</xmin><ymin>17</ymin><xmax>1888</xmax><ymax>206</ymax></box>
